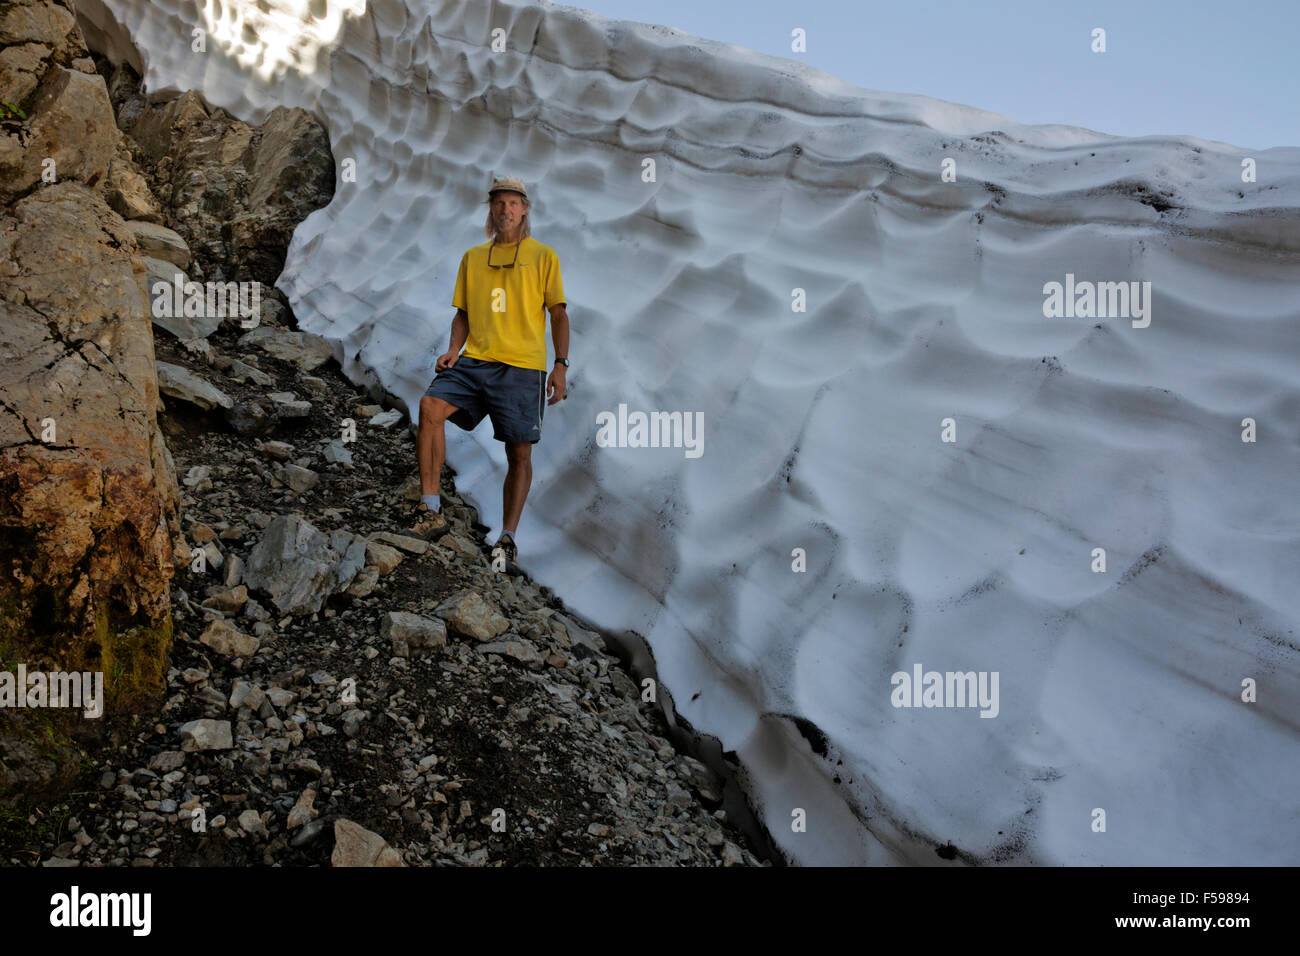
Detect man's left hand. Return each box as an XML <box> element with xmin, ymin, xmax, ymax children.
<box><xmin>547</xmin><ymin>366</ymin><xmax>567</xmax><ymax>405</ymax></box>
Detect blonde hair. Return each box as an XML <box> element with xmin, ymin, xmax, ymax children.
<box><xmin>483</xmin><ymin>192</ymin><xmax>532</xmax><ymax>240</ymax></box>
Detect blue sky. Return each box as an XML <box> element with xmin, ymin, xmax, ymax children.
<box><xmin>553</xmin><ymin>0</ymin><xmax>1297</xmax><ymax>150</ymax></box>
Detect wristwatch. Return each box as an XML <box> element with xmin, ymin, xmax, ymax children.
<box><xmin>554</xmin><ymin>357</ymin><xmax>569</xmax><ymax>368</ymax></box>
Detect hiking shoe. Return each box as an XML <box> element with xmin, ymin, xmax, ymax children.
<box><xmin>489</xmin><ymin>534</ymin><xmax>521</xmax><ymax>576</ymax></box>
<box><xmin>399</xmin><ymin>501</ymin><xmax>449</xmax><ymax>541</ymax></box>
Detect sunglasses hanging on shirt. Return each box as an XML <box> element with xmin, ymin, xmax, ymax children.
<box><xmin>487</xmin><ymin>240</ymin><xmax>520</xmax><ymax>269</ymax></box>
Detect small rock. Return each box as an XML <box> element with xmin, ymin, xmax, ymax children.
<box><xmin>195</xmin><ymin>686</ymin><xmax>227</xmax><ymax>710</ymax></box>
<box><xmin>380</xmin><ymin>611</ymin><xmax>446</xmax><ymax>653</ymax></box>
<box><xmin>200</xmin><ymin>541</ymin><xmax>224</xmax><ymax>570</ymax></box>
<box><xmin>237</xmin><ymin>326</ymin><xmax>335</xmax><ymax>372</ymax></box>
<box><xmin>441</xmin><ymin>534</ymin><xmax>481</xmax><ymax>563</ymax></box>
<box><xmin>242</xmin><ymin>598</ymin><xmax>271</xmax><ymax>622</ymax></box>
<box><xmin>331</xmin><ymin>819</ymin><xmax>405</xmax><ymax>867</ymax></box>
<box><xmin>228</xmin><ymin>359</ymin><xmax>274</xmax><ymax>386</ymax></box>
<box><xmin>345</xmin><ymin>566</ymin><xmax>380</xmax><ymax>599</ymax></box>
<box><xmin>179</xmin><ymin>719</ymin><xmax>233</xmax><ymax>752</ymax></box>
<box><xmin>201</xmin><ymin>585</ymin><xmax>248</xmax><ymax>615</ymax></box>
<box><xmin>287</xmin><ymin>757</ymin><xmax>321</xmax><ymax>777</ymax></box>
<box><xmin>199</xmin><ymin>618</ymin><xmax>260</xmax><ymax>658</ymax></box>
<box><xmin>225</xmin><ymin>400</ymin><xmax>274</xmax><ymax>437</ymax></box>
<box><xmin>183</xmin><ymin>465</ymin><xmax>212</xmax><ymax>490</ymax></box>
<box><xmin>269</xmin><ymin>391</ymin><xmax>312</xmax><ymax>417</ymax></box>
<box><xmin>224</xmin><ymin>554</ymin><xmax>245</xmax><ymax>587</ymax></box>
<box><xmin>368</xmin><ymin>409</ymin><xmax>404</xmax><ymax>429</ymax></box>
<box><xmin>286</xmin><ymin>789</ymin><xmax>318</xmax><ymax>829</ymax></box>
<box><xmin>124</xmin><ymin>220</ymin><xmax>191</xmax><ymax>268</ymax></box>
<box><xmin>291</xmin><ymin>818</ymin><xmax>327</xmax><ymax>847</ymax></box>
<box><xmin>266</xmin><ymin>688</ymin><xmax>297</xmax><ymax>708</ymax></box>
<box><xmin>435</xmin><ymin>590</ymin><xmax>510</xmax><ymax>642</ymax></box>
<box><xmin>244</xmin><ymin>515</ymin><xmax>367</xmax><ymax>616</ymax></box>
<box><xmin>368</xmin><ymin>531</ymin><xmax>427</xmax><ymax>555</ymax></box>
<box><xmin>558</xmin><ymin>615</ymin><xmax>607</xmax><ymax>659</ymax></box>
<box><xmin>364</xmin><ymin>541</ymin><xmax>403</xmax><ymax>572</ymax></box>
<box><xmin>341</xmin><ymin>710</ymin><xmax>367</xmax><ymax>738</ymax></box>
<box><xmin>229</xmin><ymin>679</ymin><xmax>266</xmax><ymax>711</ymax></box>
<box><xmin>157</xmin><ymin>362</ymin><xmax>234</xmax><ymax>410</ymax></box>
<box><xmin>282</xmin><ymin>464</ymin><xmax>319</xmax><ymax>493</ymax></box>
<box><xmin>475</xmin><ymin>639</ymin><xmax>545</xmax><ymax>668</ymax></box>
<box><xmin>238</xmin><ymin>809</ymin><xmax>268</xmax><ymax>839</ymax></box>
<box><xmin>148</xmin><ymin>751</ymin><xmax>185</xmax><ymax>773</ymax></box>
<box><xmin>322</xmin><ymin>440</ymin><xmax>353</xmax><ymax>465</ymax></box>
<box><xmin>257</xmin><ymin>440</ymin><xmax>295</xmax><ymax>461</ymax></box>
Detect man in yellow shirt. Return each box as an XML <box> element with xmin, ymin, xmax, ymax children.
<box><xmin>403</xmin><ymin>176</ymin><xmax>569</xmax><ymax>575</ymax></box>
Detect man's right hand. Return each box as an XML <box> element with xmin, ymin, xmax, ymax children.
<box><xmin>435</xmin><ymin>351</ymin><xmax>459</xmax><ymax>371</ymax></box>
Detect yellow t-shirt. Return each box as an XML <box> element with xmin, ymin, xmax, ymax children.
<box><xmin>453</xmin><ymin>237</ymin><xmax>565</xmax><ymax>371</ymax></box>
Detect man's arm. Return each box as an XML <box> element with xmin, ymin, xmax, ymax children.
<box><xmin>449</xmin><ymin>308</ymin><xmax>469</xmax><ymax>353</ymax></box>
<box><xmin>546</xmin><ymin>303</ymin><xmax>569</xmax><ymax>404</ymax></box>
<box><xmin>436</xmin><ymin>308</ymin><xmax>469</xmax><ymax>370</ymax></box>
<box><xmin>549</xmin><ymin>303</ymin><xmax>568</xmax><ymax>362</ymax></box>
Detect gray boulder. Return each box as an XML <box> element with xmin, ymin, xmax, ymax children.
<box><xmin>243</xmin><ymin>514</ymin><xmax>367</xmax><ymax>615</ymax></box>
<box><xmin>124</xmin><ymin>220</ymin><xmax>190</xmax><ymax>269</ymax></box>
<box><xmin>435</xmin><ymin>590</ymin><xmax>510</xmax><ymax>642</ymax></box>
<box><xmin>237</xmin><ymin>326</ymin><xmax>334</xmax><ymax>372</ymax></box>
<box><xmin>142</xmin><ymin>257</ymin><xmax>224</xmax><ymax>341</ymax></box>
<box><xmin>381</xmin><ymin>611</ymin><xmax>447</xmax><ymax>656</ymax></box>
<box><xmin>178</xmin><ymin>719</ymin><xmax>233</xmax><ymax>752</ymax></box>
<box><xmin>156</xmin><ymin>361</ymin><xmax>233</xmax><ymax>410</ymax></box>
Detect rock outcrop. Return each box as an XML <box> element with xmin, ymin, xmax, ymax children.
<box><xmin>0</xmin><ymin>0</ymin><xmax>182</xmax><ymax>806</ymax></box>
<box><xmin>0</xmin><ymin>0</ymin><xmax>111</xmax><ymax>205</ymax></box>
<box><xmin>105</xmin><ymin>67</ymin><xmax>334</xmax><ymax>286</ymax></box>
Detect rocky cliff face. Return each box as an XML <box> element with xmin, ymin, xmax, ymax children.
<box><xmin>106</xmin><ymin>73</ymin><xmax>334</xmax><ymax>286</ymax></box>
<box><xmin>0</xmin><ymin>0</ymin><xmax>331</xmax><ymax>807</ymax></box>
<box><xmin>0</xmin><ymin>0</ymin><xmax>182</xmax><ymax>802</ymax></box>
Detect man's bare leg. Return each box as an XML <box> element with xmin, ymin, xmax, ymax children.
<box><xmin>418</xmin><ymin>396</ymin><xmax>458</xmax><ymax>499</ymax></box>
<box><xmin>502</xmin><ymin>440</ymin><xmax>533</xmax><ymax>535</ymax></box>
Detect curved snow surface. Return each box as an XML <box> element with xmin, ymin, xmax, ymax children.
<box><xmin>78</xmin><ymin>0</ymin><xmax>1300</xmax><ymax>865</ymax></box>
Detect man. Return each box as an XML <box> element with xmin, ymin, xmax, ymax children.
<box><xmin>401</xmin><ymin>175</ymin><xmax>569</xmax><ymax>575</ymax></box>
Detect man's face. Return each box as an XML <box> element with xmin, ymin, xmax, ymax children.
<box><xmin>492</xmin><ymin>192</ymin><xmax>525</xmax><ymax>231</ymax></box>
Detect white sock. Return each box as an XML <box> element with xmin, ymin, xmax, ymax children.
<box><xmin>421</xmin><ymin>494</ymin><xmax>440</xmax><ymax>513</ymax></box>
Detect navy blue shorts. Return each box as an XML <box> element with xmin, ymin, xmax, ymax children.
<box><xmin>423</xmin><ymin>356</ymin><xmax>545</xmax><ymax>444</ymax></box>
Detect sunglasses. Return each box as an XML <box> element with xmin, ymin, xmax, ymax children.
<box><xmin>487</xmin><ymin>240</ymin><xmax>520</xmax><ymax>269</ymax></box>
